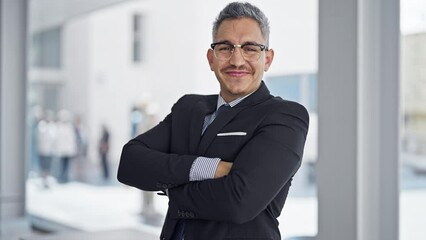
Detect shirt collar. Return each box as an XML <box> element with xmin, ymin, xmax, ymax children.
<box><xmin>216</xmin><ymin>92</ymin><xmax>254</xmax><ymax>110</ymax></box>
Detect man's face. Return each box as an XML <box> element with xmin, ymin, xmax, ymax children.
<box><xmin>207</xmin><ymin>18</ymin><xmax>274</xmax><ymax>102</ymax></box>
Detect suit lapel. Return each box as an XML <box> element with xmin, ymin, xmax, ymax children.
<box><xmin>197</xmin><ymin>107</ymin><xmax>243</xmax><ymax>155</ymax></box>
<box><xmin>196</xmin><ymin>81</ymin><xmax>272</xmax><ymax>155</ymax></box>
<box><xmin>189</xmin><ymin>96</ymin><xmax>217</xmax><ymax>154</ymax></box>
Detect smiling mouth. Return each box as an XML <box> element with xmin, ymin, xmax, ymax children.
<box><xmin>226</xmin><ymin>71</ymin><xmax>249</xmax><ymax>77</ymax></box>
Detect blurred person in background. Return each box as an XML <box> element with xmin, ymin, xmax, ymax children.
<box><xmin>99</xmin><ymin>124</ymin><xmax>110</xmax><ymax>181</ymax></box>
<box><xmin>118</xmin><ymin>2</ymin><xmax>309</xmax><ymax>240</ymax></box>
<box><xmin>56</xmin><ymin>109</ymin><xmax>77</xmax><ymax>183</ymax></box>
<box><xmin>73</xmin><ymin>114</ymin><xmax>88</xmax><ymax>182</ymax></box>
<box><xmin>30</xmin><ymin>105</ymin><xmax>43</xmax><ymax>176</ymax></box>
<box><xmin>37</xmin><ymin>109</ymin><xmax>57</xmax><ymax>188</ymax></box>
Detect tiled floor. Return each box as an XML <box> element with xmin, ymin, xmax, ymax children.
<box><xmin>25</xmin><ymin>176</ymin><xmax>426</xmax><ymax>239</ymax></box>
<box><xmin>26</xmin><ymin>179</ymin><xmax>165</xmax><ymax>236</ymax></box>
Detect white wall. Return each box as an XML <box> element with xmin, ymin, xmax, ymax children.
<box><xmin>62</xmin><ymin>17</ymin><xmax>91</xmax><ymax>127</ymax></box>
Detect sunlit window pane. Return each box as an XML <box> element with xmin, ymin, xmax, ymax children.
<box><xmin>400</xmin><ymin>0</ymin><xmax>426</xmax><ymax>239</ymax></box>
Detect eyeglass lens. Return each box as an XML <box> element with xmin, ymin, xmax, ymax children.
<box><xmin>214</xmin><ymin>44</ymin><xmax>262</xmax><ymax>61</ymax></box>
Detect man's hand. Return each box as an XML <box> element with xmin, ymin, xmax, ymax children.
<box><xmin>214</xmin><ymin>161</ymin><xmax>233</xmax><ymax>178</ymax></box>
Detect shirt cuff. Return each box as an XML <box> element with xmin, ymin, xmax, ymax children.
<box><xmin>189</xmin><ymin>157</ymin><xmax>221</xmax><ymax>181</ymax></box>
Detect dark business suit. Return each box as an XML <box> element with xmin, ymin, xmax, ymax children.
<box><xmin>117</xmin><ymin>82</ymin><xmax>309</xmax><ymax>240</ymax></box>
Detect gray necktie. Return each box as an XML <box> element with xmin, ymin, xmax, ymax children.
<box><xmin>202</xmin><ymin>104</ymin><xmax>230</xmax><ymax>135</ymax></box>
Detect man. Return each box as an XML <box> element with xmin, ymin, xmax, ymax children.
<box><xmin>118</xmin><ymin>2</ymin><xmax>309</xmax><ymax>240</ymax></box>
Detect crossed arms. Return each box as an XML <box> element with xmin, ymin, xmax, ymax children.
<box><xmin>117</xmin><ymin>99</ymin><xmax>309</xmax><ymax>224</ymax></box>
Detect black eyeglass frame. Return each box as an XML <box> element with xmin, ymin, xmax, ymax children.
<box><xmin>210</xmin><ymin>41</ymin><xmax>268</xmax><ymax>52</ymax></box>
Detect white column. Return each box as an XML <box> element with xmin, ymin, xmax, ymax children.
<box><xmin>318</xmin><ymin>0</ymin><xmax>399</xmax><ymax>239</ymax></box>
<box><xmin>357</xmin><ymin>0</ymin><xmax>399</xmax><ymax>239</ymax></box>
<box><xmin>0</xmin><ymin>0</ymin><xmax>27</xmax><ymax>227</ymax></box>
<box><xmin>318</xmin><ymin>0</ymin><xmax>358</xmax><ymax>239</ymax></box>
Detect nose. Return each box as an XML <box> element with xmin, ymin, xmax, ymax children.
<box><xmin>229</xmin><ymin>47</ymin><xmax>246</xmax><ymax>67</ymax></box>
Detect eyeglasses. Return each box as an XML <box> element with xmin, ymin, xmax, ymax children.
<box><xmin>210</xmin><ymin>41</ymin><xmax>268</xmax><ymax>62</ymax></box>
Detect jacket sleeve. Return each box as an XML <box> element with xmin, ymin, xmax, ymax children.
<box><xmin>167</xmin><ymin>103</ymin><xmax>309</xmax><ymax>224</ymax></box>
<box><xmin>117</xmin><ymin>101</ymin><xmax>198</xmax><ymax>192</ymax></box>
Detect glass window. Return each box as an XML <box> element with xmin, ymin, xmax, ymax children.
<box><xmin>132</xmin><ymin>13</ymin><xmax>143</xmax><ymax>63</ymax></box>
<box><xmin>267</xmin><ymin>74</ymin><xmax>317</xmax><ymax>112</ymax></box>
<box><xmin>30</xmin><ymin>27</ymin><xmax>62</xmax><ymax>68</ymax></box>
<box><xmin>400</xmin><ymin>0</ymin><xmax>426</xmax><ymax>239</ymax></box>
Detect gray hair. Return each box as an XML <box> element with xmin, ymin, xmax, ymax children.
<box><xmin>212</xmin><ymin>2</ymin><xmax>270</xmax><ymax>46</ymax></box>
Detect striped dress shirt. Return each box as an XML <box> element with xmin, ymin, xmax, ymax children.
<box><xmin>189</xmin><ymin>93</ymin><xmax>252</xmax><ymax>181</ymax></box>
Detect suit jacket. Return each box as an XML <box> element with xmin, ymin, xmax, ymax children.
<box><xmin>117</xmin><ymin>82</ymin><xmax>309</xmax><ymax>240</ymax></box>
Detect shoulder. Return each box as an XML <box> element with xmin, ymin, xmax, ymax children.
<box><xmin>177</xmin><ymin>94</ymin><xmax>208</xmax><ymax>103</ymax></box>
<box><xmin>173</xmin><ymin>94</ymin><xmax>215</xmax><ymax>106</ymax></box>
<box><xmin>265</xmin><ymin>96</ymin><xmax>309</xmax><ymax>116</ymax></box>
<box><xmin>170</xmin><ymin>94</ymin><xmax>216</xmax><ymax>114</ymax></box>
<box><xmin>263</xmin><ymin>96</ymin><xmax>310</xmax><ymax>126</ymax></box>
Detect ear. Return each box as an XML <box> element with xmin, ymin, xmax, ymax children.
<box><xmin>207</xmin><ymin>49</ymin><xmax>214</xmax><ymax>71</ymax></box>
<box><xmin>264</xmin><ymin>49</ymin><xmax>274</xmax><ymax>72</ymax></box>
